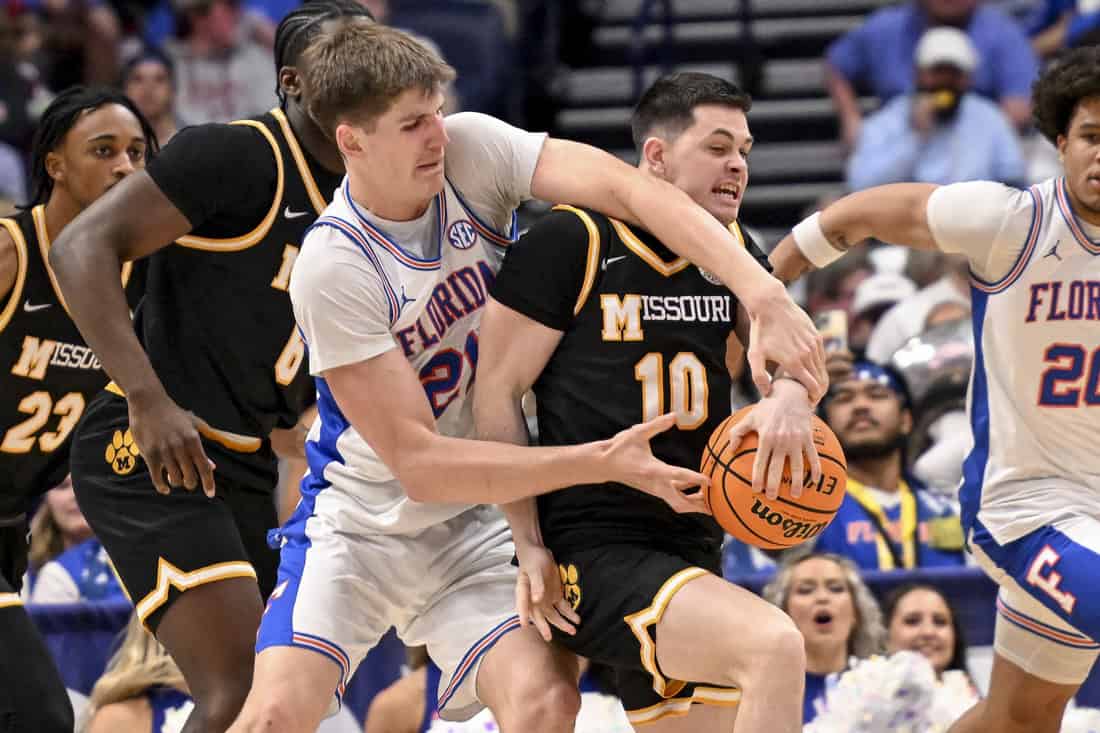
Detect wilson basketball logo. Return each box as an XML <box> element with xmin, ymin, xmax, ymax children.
<box><xmin>105</xmin><ymin>429</ymin><xmax>140</xmax><ymax>476</ymax></box>
<box><xmin>747</xmin><ymin>498</ymin><xmax>830</xmax><ymax>541</ymax></box>
<box><xmin>447</xmin><ymin>220</ymin><xmax>478</xmax><ymax>250</ymax></box>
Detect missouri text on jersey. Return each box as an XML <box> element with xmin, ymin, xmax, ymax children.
<box><xmin>600</xmin><ymin>294</ymin><xmax>733</xmax><ymax>341</ymax></box>
<box><xmin>10</xmin><ymin>336</ymin><xmax>102</xmax><ymax>379</ymax></box>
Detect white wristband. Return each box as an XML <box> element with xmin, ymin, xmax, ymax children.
<box><xmin>792</xmin><ymin>212</ymin><xmax>845</xmax><ymax>269</ymax></box>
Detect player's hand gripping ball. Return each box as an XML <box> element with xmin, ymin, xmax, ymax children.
<box><xmin>701</xmin><ymin>406</ymin><xmax>847</xmax><ymax>549</ymax></box>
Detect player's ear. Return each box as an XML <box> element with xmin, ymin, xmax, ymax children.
<box><xmin>336</xmin><ymin>123</ymin><xmax>362</xmax><ymax>157</ymax></box>
<box><xmin>279</xmin><ymin>67</ymin><xmax>301</xmax><ymax>100</ymax></box>
<box><xmin>900</xmin><ymin>407</ymin><xmax>913</xmax><ymax>435</ymax></box>
<box><xmin>641</xmin><ymin>136</ymin><xmax>667</xmax><ymax>176</ymax></box>
<box><xmin>45</xmin><ymin>150</ymin><xmax>65</xmax><ymax>186</ymax></box>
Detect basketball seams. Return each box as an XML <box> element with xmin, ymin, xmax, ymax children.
<box><xmin>701</xmin><ymin>407</ymin><xmax>846</xmax><ymax>550</ymax></box>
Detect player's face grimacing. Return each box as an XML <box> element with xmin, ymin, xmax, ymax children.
<box><xmin>661</xmin><ymin>104</ymin><xmax>751</xmax><ymax>225</ymax></box>
<box><xmin>1059</xmin><ymin>96</ymin><xmax>1100</xmax><ymax>223</ymax></box>
<box><xmin>786</xmin><ymin>557</ymin><xmax>857</xmax><ymax>650</ymax></box>
<box><xmin>349</xmin><ymin>85</ymin><xmax>448</xmax><ymax>208</ymax></box>
<box><xmin>824</xmin><ymin>378</ymin><xmax>911</xmax><ymax>459</ymax></box>
<box><xmin>47</xmin><ymin>104</ymin><xmax>147</xmax><ymax>209</ymax></box>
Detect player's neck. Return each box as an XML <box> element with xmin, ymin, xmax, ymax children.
<box><xmin>346</xmin><ymin>174</ymin><xmax>431</xmax><ymax>222</ymax></box>
<box><xmin>848</xmin><ymin>454</ymin><xmax>902</xmax><ymax>492</ymax></box>
<box><xmin>1064</xmin><ymin>179</ymin><xmax>1100</xmax><ymax>228</ymax></box>
<box><xmin>805</xmin><ymin>641</ymin><xmax>848</xmax><ymax>676</ymax></box>
<box><xmin>284</xmin><ymin>102</ymin><xmax>344</xmax><ymax>175</ymax></box>
<box><xmin>43</xmin><ymin>192</ymin><xmax>82</xmax><ymax>243</ymax></box>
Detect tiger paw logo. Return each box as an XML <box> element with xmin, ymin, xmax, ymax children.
<box><xmin>558</xmin><ymin>563</ymin><xmax>581</xmax><ymax>611</ymax></box>
<box><xmin>105</xmin><ymin>429</ymin><xmax>140</xmax><ymax>475</ymax></box>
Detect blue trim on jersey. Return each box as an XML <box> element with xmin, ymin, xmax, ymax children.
<box><xmin>960</xmin><ymin>288</ymin><xmax>991</xmax><ymax>536</ymax></box>
<box><xmin>444</xmin><ymin>175</ymin><xmax>518</xmax><ymax>245</ymax></box>
<box><xmin>343</xmin><ymin>179</ymin><xmax>444</xmax><ymax>269</ymax></box>
<box><xmin>972</xmin><ymin>520</ymin><xmax>1100</xmax><ymax>643</ymax></box>
<box><xmin>1056</xmin><ymin>177</ymin><xmax>1100</xmax><ymax>255</ymax></box>
<box><xmin>436</xmin><ymin>615</ymin><xmax>521</xmax><ymax>712</ymax></box>
<box><xmin>421</xmin><ymin>662</ymin><xmax>444</xmax><ymax>733</ymax></box>
<box><xmin>970</xmin><ymin>186</ymin><xmax>1042</xmax><ymax>293</ymax></box>
<box><xmin>309</xmin><ymin>217</ymin><xmax>400</xmax><ymax>326</ymax></box>
<box><xmin>256</xmin><ymin>376</ymin><xmax>353</xmax><ymax>700</ymax></box>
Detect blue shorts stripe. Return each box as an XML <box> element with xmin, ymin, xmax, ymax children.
<box><xmin>437</xmin><ymin>615</ymin><xmax>521</xmax><ymax>711</ymax></box>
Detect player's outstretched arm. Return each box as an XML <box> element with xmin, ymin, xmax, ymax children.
<box><xmin>769</xmin><ymin>183</ymin><xmax>941</xmax><ymax>283</ymax></box>
<box><xmin>529</xmin><ymin>138</ymin><xmax>827</xmax><ymax>401</ymax></box>
<box><xmin>50</xmin><ymin>172</ymin><xmax>215</xmax><ymax>496</ymax></box>
<box><xmin>324</xmin><ymin>347</ymin><xmax>709</xmax><ymax>508</ymax></box>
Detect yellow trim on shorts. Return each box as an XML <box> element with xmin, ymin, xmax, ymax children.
<box><xmin>626</xmin><ymin>686</ymin><xmax>742</xmax><ymax>725</ymax></box>
<box><xmin>0</xmin><ymin>592</ymin><xmax>23</xmax><ymax>609</ymax></box>
<box><xmin>623</xmin><ymin>566</ymin><xmax>708</xmax><ymax>698</ymax></box>
<box><xmin>174</xmin><ymin>119</ymin><xmax>283</xmax><ymax>252</ymax></box>
<box><xmin>102</xmin><ymin>382</ymin><xmax>262</xmax><ymax>453</ymax></box>
<box><xmin>550</xmin><ymin>205</ymin><xmax>601</xmax><ymax>316</ymax></box>
<box><xmin>135</xmin><ymin>557</ymin><xmax>257</xmax><ymax>627</ymax></box>
<box><xmin>0</xmin><ymin>217</ymin><xmax>28</xmax><ymax>335</ymax></box>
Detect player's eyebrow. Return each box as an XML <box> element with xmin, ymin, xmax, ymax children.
<box><xmin>86</xmin><ymin>133</ymin><xmax>120</xmax><ymax>143</ymax></box>
<box><xmin>708</xmin><ymin>128</ymin><xmax>753</xmax><ymax>146</ymax></box>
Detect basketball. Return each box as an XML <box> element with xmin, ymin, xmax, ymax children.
<box><xmin>701</xmin><ymin>406</ymin><xmax>847</xmax><ymax>550</ymax></box>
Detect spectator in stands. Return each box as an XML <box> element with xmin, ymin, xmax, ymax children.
<box><xmin>0</xmin><ymin>141</ymin><xmax>28</xmax><ymax>208</ymax></box>
<box><xmin>803</xmin><ymin>248</ymin><xmax>872</xmax><ymax>320</ymax></box>
<box><xmin>848</xmin><ymin>271</ymin><xmax>917</xmax><ymax>357</ymax></box>
<box><xmin>866</xmin><ymin>254</ymin><xmax>969</xmax><ymax>364</ymax></box>
<box><xmin>163</xmin><ymin>0</ymin><xmax>277</xmax><ymax>125</ymax></box>
<box><xmin>22</xmin><ymin>0</ymin><xmax>123</xmax><ymax>87</ymax></box>
<box><xmin>883</xmin><ymin>583</ymin><xmax>972</xmax><ymax>681</ymax></box>
<box><xmin>763</xmin><ymin>553</ymin><xmax>886</xmax><ymax>725</ymax></box>
<box><xmin>27</xmin><ymin>476</ymin><xmax>126</xmax><ymax>603</ymax></box>
<box><xmin>814</xmin><ymin>362</ymin><xmax>966</xmax><ymax>571</ymax></box>
<box><xmin>826</xmin><ymin>0</ymin><xmax>1037</xmax><ymax>148</ymax></box>
<box><xmin>1027</xmin><ymin>0</ymin><xmax>1100</xmax><ymax>59</ymax></box>
<box><xmin>846</xmin><ymin>27</ymin><xmax>1026</xmax><ymax>191</ymax></box>
<box><xmin>122</xmin><ymin>49</ymin><xmax>180</xmax><ymax>145</ymax></box>
<box><xmin>82</xmin><ymin>613</ymin><xmax>193</xmax><ymax>732</ymax></box>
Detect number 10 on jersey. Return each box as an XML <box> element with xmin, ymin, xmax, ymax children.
<box><xmin>635</xmin><ymin>352</ymin><xmax>708</xmax><ymax>430</ymax></box>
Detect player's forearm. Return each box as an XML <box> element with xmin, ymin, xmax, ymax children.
<box><xmin>473</xmin><ymin>390</ymin><xmax>543</xmax><ymax>546</ymax></box>
<box><xmin>618</xmin><ymin>173</ymin><xmax>787</xmax><ymax>315</ymax></box>
<box><xmin>774</xmin><ymin>184</ymin><xmax>941</xmax><ymax>276</ymax></box>
<box><xmin>397</xmin><ymin>433</ymin><xmax>611</xmax><ymax>505</ymax></box>
<box><xmin>50</xmin><ymin>219</ymin><xmax>167</xmax><ymax>405</ymax></box>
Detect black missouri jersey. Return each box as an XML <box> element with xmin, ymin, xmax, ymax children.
<box><xmin>0</xmin><ymin>207</ymin><xmax>140</xmax><ymax>514</ymax></box>
<box><xmin>491</xmin><ymin>205</ymin><xmax>772</xmax><ymax>552</ymax></box>
<box><xmin>129</xmin><ymin>109</ymin><xmax>341</xmax><ymax>485</ymax></box>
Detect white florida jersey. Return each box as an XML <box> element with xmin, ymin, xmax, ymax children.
<box><xmin>928</xmin><ymin>177</ymin><xmax>1100</xmax><ymax>544</ymax></box>
<box><xmin>294</xmin><ymin>178</ymin><xmax>516</xmax><ymax>534</ymax></box>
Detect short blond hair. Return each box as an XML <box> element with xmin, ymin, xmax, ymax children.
<box><xmin>301</xmin><ymin>18</ymin><xmax>455</xmax><ymax>139</ymax></box>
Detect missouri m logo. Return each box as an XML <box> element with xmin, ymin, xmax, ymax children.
<box><xmin>600</xmin><ymin>294</ymin><xmax>643</xmax><ymax>342</ymax></box>
<box><xmin>10</xmin><ymin>336</ymin><xmax>57</xmax><ymax>380</ymax></box>
<box><xmin>558</xmin><ymin>563</ymin><xmax>581</xmax><ymax>611</ymax></box>
<box><xmin>106</xmin><ymin>429</ymin><xmax>141</xmax><ymax>475</ymax></box>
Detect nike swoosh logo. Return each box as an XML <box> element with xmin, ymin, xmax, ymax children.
<box><xmin>23</xmin><ymin>300</ymin><xmax>51</xmax><ymax>313</ymax></box>
<box><xmin>601</xmin><ymin>256</ymin><xmax>627</xmax><ymax>270</ymax></box>
<box><xmin>283</xmin><ymin>206</ymin><xmax>310</xmax><ymax>219</ymax></box>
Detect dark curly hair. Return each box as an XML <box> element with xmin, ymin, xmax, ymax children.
<box><xmin>1033</xmin><ymin>45</ymin><xmax>1100</xmax><ymax>145</ymax></box>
